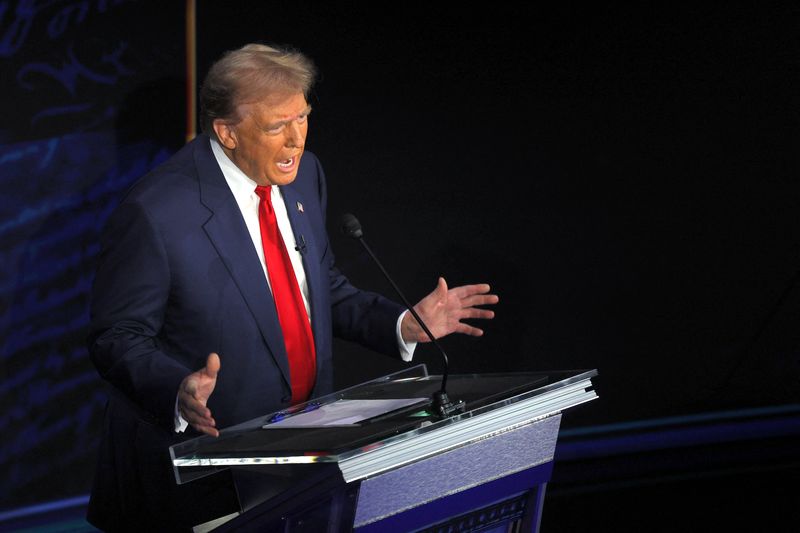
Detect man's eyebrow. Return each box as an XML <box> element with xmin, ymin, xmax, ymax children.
<box><xmin>264</xmin><ymin>106</ymin><xmax>313</xmax><ymax>129</ymax></box>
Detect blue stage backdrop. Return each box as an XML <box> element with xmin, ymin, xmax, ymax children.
<box><xmin>0</xmin><ymin>0</ymin><xmax>186</xmax><ymax>510</ymax></box>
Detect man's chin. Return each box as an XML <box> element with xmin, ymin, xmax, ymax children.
<box><xmin>267</xmin><ymin>173</ymin><xmax>298</xmax><ymax>186</ymax></box>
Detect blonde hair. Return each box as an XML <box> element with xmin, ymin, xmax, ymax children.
<box><xmin>199</xmin><ymin>43</ymin><xmax>317</xmax><ymax>139</ymax></box>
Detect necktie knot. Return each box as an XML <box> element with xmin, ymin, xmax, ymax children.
<box><xmin>255</xmin><ymin>184</ymin><xmax>272</xmax><ymax>202</ymax></box>
<box><xmin>255</xmin><ymin>185</ymin><xmax>274</xmax><ymax>216</ymax></box>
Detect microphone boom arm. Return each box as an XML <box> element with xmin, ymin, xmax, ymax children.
<box><xmin>355</xmin><ymin>236</ymin><xmax>451</xmax><ymax>393</ymax></box>
<box><xmin>342</xmin><ymin>213</ymin><xmax>465</xmax><ymax>418</ymax></box>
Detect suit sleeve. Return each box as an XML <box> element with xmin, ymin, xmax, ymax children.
<box><xmin>87</xmin><ymin>199</ymin><xmax>191</xmax><ymax>428</ymax></box>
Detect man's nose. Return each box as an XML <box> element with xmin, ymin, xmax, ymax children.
<box><xmin>285</xmin><ymin>120</ymin><xmax>305</xmax><ymax>147</ymax></box>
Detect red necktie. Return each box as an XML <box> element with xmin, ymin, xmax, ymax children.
<box><xmin>255</xmin><ymin>185</ymin><xmax>316</xmax><ymax>404</ymax></box>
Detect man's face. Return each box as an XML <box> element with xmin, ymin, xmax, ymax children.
<box><xmin>216</xmin><ymin>92</ymin><xmax>311</xmax><ymax>186</ymax></box>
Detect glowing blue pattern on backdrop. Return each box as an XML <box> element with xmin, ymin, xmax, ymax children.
<box><xmin>0</xmin><ymin>0</ymin><xmax>184</xmax><ymax>510</ymax></box>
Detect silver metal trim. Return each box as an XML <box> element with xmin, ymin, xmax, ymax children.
<box><xmin>170</xmin><ymin>373</ymin><xmax>598</xmax><ymax>480</ymax></box>
<box><xmin>338</xmin><ymin>378</ymin><xmax>597</xmax><ymax>482</ymax></box>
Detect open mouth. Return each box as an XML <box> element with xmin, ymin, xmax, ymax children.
<box><xmin>277</xmin><ymin>157</ymin><xmax>296</xmax><ymax>170</ymax></box>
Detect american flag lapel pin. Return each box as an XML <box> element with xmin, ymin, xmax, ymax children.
<box><xmin>296</xmin><ymin>201</ymin><xmax>304</xmax><ymax>213</ymax></box>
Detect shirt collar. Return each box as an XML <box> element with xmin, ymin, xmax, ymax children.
<box><xmin>210</xmin><ymin>137</ymin><xmax>277</xmax><ymax>204</ymax></box>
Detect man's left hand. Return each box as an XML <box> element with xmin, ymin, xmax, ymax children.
<box><xmin>401</xmin><ymin>277</ymin><xmax>498</xmax><ymax>343</ymax></box>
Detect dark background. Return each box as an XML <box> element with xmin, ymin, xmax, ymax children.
<box><xmin>1</xmin><ymin>1</ymin><xmax>798</xmax><ymax>529</ymax></box>
<box><xmin>195</xmin><ymin>2</ymin><xmax>800</xmax><ymax>426</ymax></box>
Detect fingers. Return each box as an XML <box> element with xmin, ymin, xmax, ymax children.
<box><xmin>180</xmin><ymin>389</ymin><xmax>215</xmax><ymax>422</ymax></box>
<box><xmin>191</xmin><ymin>416</ymin><xmax>219</xmax><ymax>437</ymax></box>
<box><xmin>449</xmin><ymin>283</ymin><xmax>498</xmax><ymax>312</ymax></box>
<box><xmin>437</xmin><ymin>277</ymin><xmax>448</xmax><ymax>292</ymax></box>
<box><xmin>431</xmin><ymin>277</ymin><xmax>448</xmax><ymax>304</ymax></box>
<box><xmin>184</xmin><ymin>376</ymin><xmax>197</xmax><ymax>395</ymax></box>
<box><xmin>438</xmin><ymin>280</ymin><xmax>494</xmax><ymax>298</ymax></box>
<box><xmin>460</xmin><ymin>307</ymin><xmax>495</xmax><ymax>320</ymax></box>
<box><xmin>196</xmin><ymin>425</ymin><xmax>220</xmax><ymax>438</ymax></box>
<box><xmin>460</xmin><ymin>293</ymin><xmax>499</xmax><ymax>308</ymax></box>
<box><xmin>450</xmin><ymin>283</ymin><xmax>493</xmax><ymax>296</ymax></box>
<box><xmin>185</xmin><ymin>412</ymin><xmax>219</xmax><ymax>437</ymax></box>
<box><xmin>178</xmin><ymin>353</ymin><xmax>222</xmax><ymax>437</ymax></box>
<box><xmin>179</xmin><ymin>390</ymin><xmax>218</xmax><ymax>436</ymax></box>
<box><xmin>180</xmin><ymin>388</ymin><xmax>213</xmax><ymax>418</ymax></box>
<box><xmin>454</xmin><ymin>322</ymin><xmax>485</xmax><ymax>336</ymax></box>
<box><xmin>205</xmin><ymin>352</ymin><xmax>220</xmax><ymax>379</ymax></box>
<box><xmin>450</xmin><ymin>282</ymin><xmax>497</xmax><ymax>333</ymax></box>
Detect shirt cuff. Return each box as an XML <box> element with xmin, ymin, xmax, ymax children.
<box><xmin>396</xmin><ymin>310</ymin><xmax>417</xmax><ymax>362</ymax></box>
<box><xmin>175</xmin><ymin>395</ymin><xmax>188</xmax><ymax>433</ymax></box>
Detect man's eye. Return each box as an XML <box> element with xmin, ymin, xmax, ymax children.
<box><xmin>265</xmin><ymin>124</ymin><xmax>285</xmax><ymax>134</ymax></box>
<box><xmin>296</xmin><ymin>114</ymin><xmax>308</xmax><ymax>124</ymax></box>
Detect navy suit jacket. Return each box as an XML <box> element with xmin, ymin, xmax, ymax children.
<box><xmin>87</xmin><ymin>135</ymin><xmax>405</xmax><ymax>531</ymax></box>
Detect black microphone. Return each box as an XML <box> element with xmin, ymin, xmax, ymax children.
<box><xmin>340</xmin><ymin>213</ymin><xmax>465</xmax><ymax>418</ymax></box>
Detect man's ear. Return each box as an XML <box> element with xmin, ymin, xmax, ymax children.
<box><xmin>213</xmin><ymin>119</ymin><xmax>237</xmax><ymax>150</ymax></box>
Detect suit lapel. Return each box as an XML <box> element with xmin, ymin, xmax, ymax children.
<box><xmin>193</xmin><ymin>138</ymin><xmax>292</xmax><ymax>389</ymax></box>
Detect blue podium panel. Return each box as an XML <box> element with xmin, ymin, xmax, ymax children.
<box><xmin>356</xmin><ymin>462</ymin><xmax>553</xmax><ymax>533</ymax></box>
<box><xmin>354</xmin><ymin>414</ymin><xmax>561</xmax><ymax>530</ymax></box>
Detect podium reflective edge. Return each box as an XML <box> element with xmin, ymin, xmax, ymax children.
<box><xmin>170</xmin><ymin>364</ymin><xmax>599</xmax><ymax>486</ymax></box>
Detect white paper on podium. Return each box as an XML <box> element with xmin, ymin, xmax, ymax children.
<box><xmin>262</xmin><ymin>398</ymin><xmax>429</xmax><ymax>428</ymax></box>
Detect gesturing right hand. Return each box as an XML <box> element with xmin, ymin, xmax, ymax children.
<box><xmin>178</xmin><ymin>352</ymin><xmax>220</xmax><ymax>437</ymax></box>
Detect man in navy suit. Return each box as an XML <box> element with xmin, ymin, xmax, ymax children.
<box><xmin>87</xmin><ymin>43</ymin><xmax>498</xmax><ymax>531</ymax></box>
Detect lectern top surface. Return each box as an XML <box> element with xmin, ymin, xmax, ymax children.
<box><xmin>170</xmin><ymin>365</ymin><xmax>597</xmax><ymax>483</ymax></box>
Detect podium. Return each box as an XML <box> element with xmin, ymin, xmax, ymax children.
<box><xmin>170</xmin><ymin>365</ymin><xmax>598</xmax><ymax>532</ymax></box>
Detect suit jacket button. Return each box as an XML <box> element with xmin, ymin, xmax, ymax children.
<box><xmin>281</xmin><ymin>396</ymin><xmax>291</xmax><ymax>403</ymax></box>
